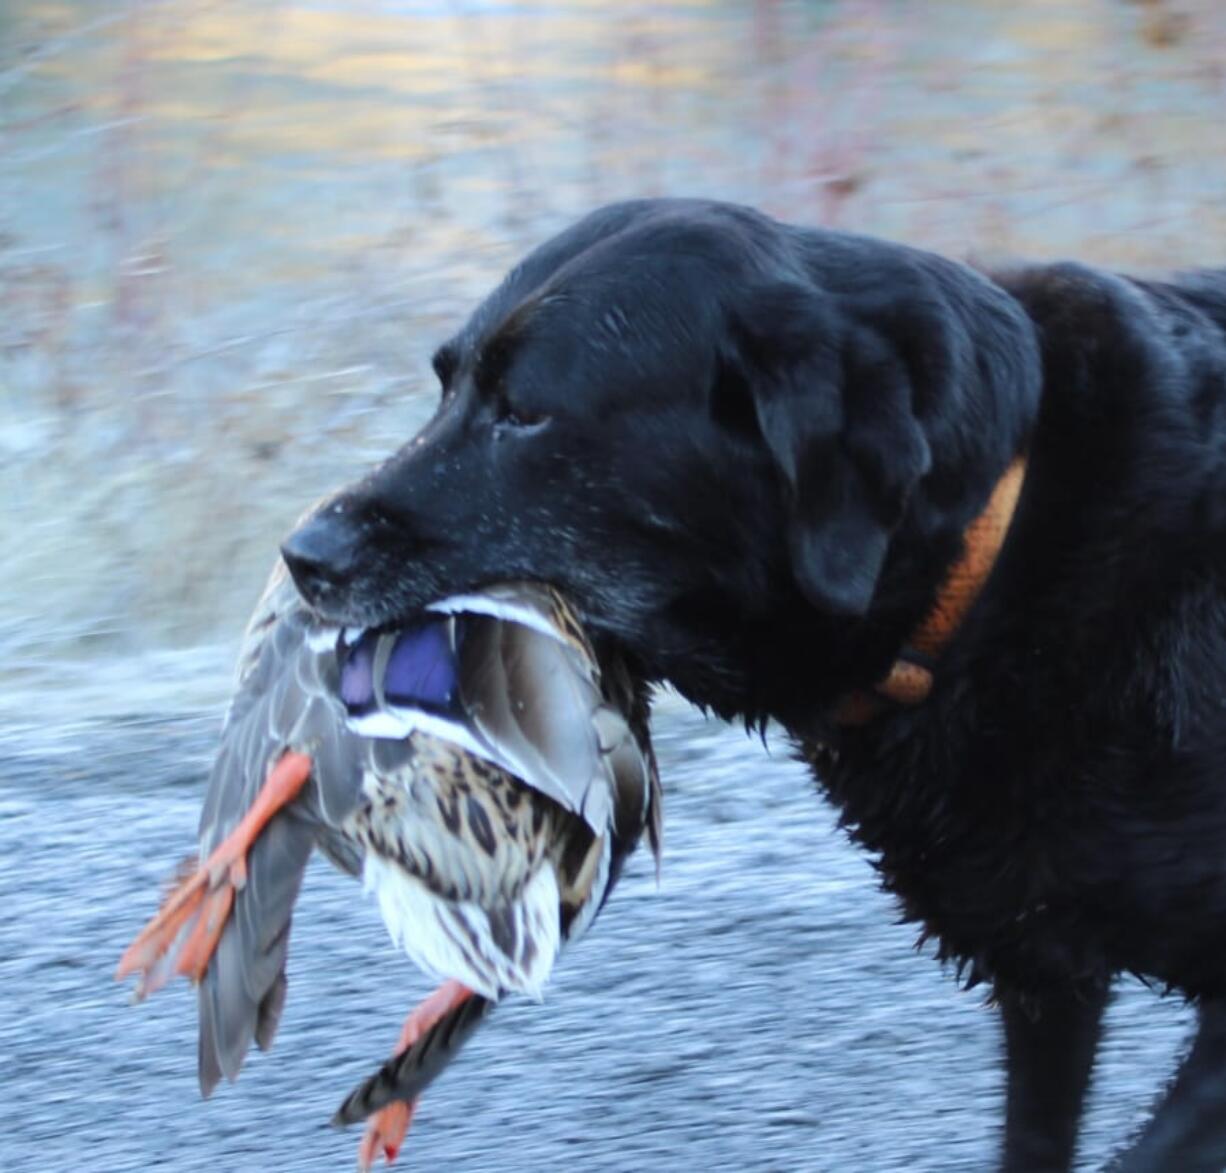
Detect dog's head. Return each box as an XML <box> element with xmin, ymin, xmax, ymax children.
<box><xmin>283</xmin><ymin>200</ymin><xmax>1039</xmax><ymax>723</ymax></box>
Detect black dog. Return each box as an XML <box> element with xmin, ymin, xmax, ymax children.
<box><xmin>282</xmin><ymin>199</ymin><xmax>1226</xmax><ymax>1171</ymax></box>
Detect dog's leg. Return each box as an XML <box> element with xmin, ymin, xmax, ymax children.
<box><xmin>1110</xmin><ymin>998</ymin><xmax>1226</xmax><ymax>1173</ymax></box>
<box><xmin>998</xmin><ymin>983</ymin><xmax>1109</xmax><ymax>1173</ymax></box>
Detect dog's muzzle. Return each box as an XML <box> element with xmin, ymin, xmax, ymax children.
<box><xmin>281</xmin><ymin>509</ymin><xmax>362</xmax><ymax>611</ymax></box>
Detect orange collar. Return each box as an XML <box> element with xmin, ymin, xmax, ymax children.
<box><xmin>834</xmin><ymin>457</ymin><xmax>1027</xmax><ymax>726</ymax></box>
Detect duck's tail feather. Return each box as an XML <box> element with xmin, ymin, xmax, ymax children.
<box><xmin>197</xmin><ymin>808</ymin><xmax>314</xmax><ymax>1096</ymax></box>
<box><xmin>331</xmin><ymin>994</ymin><xmax>493</xmax><ymax>1127</ymax></box>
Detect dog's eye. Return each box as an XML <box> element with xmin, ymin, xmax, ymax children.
<box><xmin>493</xmin><ymin>397</ymin><xmax>549</xmax><ymax>434</ymax></box>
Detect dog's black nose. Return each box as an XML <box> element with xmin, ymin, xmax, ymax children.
<box><xmin>281</xmin><ymin>511</ymin><xmax>360</xmax><ymax>606</ymax></box>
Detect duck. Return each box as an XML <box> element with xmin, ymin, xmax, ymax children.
<box><xmin>116</xmin><ymin>563</ymin><xmax>661</xmax><ymax>1170</ymax></box>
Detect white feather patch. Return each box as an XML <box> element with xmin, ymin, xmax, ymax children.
<box><xmin>363</xmin><ymin>853</ymin><xmax>561</xmax><ymax>1001</ymax></box>
<box><xmin>305</xmin><ymin>625</ymin><xmax>341</xmax><ymax>652</ymax></box>
<box><xmin>347</xmin><ymin>707</ymin><xmax>498</xmax><ymax>763</ymax></box>
<box><xmin>426</xmin><ymin>593</ymin><xmax>565</xmax><ymax>642</ymax></box>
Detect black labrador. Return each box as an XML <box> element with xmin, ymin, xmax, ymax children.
<box><xmin>281</xmin><ymin>198</ymin><xmax>1226</xmax><ymax>1171</ymax></box>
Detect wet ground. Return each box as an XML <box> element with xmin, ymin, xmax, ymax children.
<box><xmin>0</xmin><ymin>699</ymin><xmax>1195</xmax><ymax>1172</ymax></box>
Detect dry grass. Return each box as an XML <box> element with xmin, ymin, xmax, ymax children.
<box><xmin>3</xmin><ymin>0</ymin><xmax>1226</xmax><ymax>694</ymax></box>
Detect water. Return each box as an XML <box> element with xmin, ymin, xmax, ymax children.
<box><xmin>0</xmin><ymin>700</ymin><xmax>1194</xmax><ymax>1172</ymax></box>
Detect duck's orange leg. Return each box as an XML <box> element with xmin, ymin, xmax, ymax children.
<box><xmin>115</xmin><ymin>751</ymin><xmax>313</xmax><ymax>998</ymax></box>
<box><xmin>357</xmin><ymin>980</ymin><xmax>473</xmax><ymax>1171</ymax></box>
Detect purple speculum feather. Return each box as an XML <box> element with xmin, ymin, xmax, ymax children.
<box><xmin>339</xmin><ymin>634</ymin><xmax>377</xmax><ymax>710</ymax></box>
<box><xmin>339</xmin><ymin>617</ymin><xmax>460</xmax><ymax>716</ymax></box>
<box><xmin>384</xmin><ymin>620</ymin><xmax>458</xmax><ymax>707</ymax></box>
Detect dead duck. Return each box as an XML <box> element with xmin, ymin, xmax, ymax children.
<box><xmin>116</xmin><ymin>564</ymin><xmax>661</xmax><ymax>1169</ymax></box>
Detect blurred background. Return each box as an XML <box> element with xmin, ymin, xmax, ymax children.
<box><xmin>1</xmin><ymin>2</ymin><xmax>1222</xmax><ymax>1170</ymax></box>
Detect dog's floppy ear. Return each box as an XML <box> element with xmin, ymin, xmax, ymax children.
<box><xmin>726</xmin><ymin>282</ymin><xmax>932</xmax><ymax>616</ymax></box>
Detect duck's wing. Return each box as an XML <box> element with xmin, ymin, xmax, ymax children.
<box><xmin>343</xmin><ymin>585</ymin><xmax>638</xmax><ymax>833</ymax></box>
<box><xmin>432</xmin><ymin>585</ymin><xmax>640</xmax><ymax>830</ymax></box>
<box><xmin>594</xmin><ymin>648</ymin><xmax>661</xmax><ymax>862</ymax></box>
<box><xmin>559</xmin><ymin>653</ymin><xmax>662</xmax><ymax>947</ymax></box>
<box><xmin>195</xmin><ymin>562</ymin><xmax>366</xmax><ymax>1096</ymax></box>
<box><xmin>200</xmin><ymin>562</ymin><xmax>362</xmax><ymax>846</ymax></box>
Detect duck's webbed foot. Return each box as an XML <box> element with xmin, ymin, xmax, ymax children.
<box><xmin>347</xmin><ymin>980</ymin><xmax>474</xmax><ymax>1170</ymax></box>
<box><xmin>357</xmin><ymin>1101</ymin><xmax>415</xmax><ymax>1171</ymax></box>
<box><xmin>116</xmin><ymin>751</ymin><xmax>313</xmax><ymax>997</ymax></box>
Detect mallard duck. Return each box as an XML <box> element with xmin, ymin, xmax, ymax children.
<box><xmin>116</xmin><ymin>565</ymin><xmax>661</xmax><ymax>1169</ymax></box>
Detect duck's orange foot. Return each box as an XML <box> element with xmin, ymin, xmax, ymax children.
<box><xmin>340</xmin><ymin>980</ymin><xmax>474</xmax><ymax>1168</ymax></box>
<box><xmin>357</xmin><ymin>1100</ymin><xmax>416</xmax><ymax>1171</ymax></box>
<box><xmin>115</xmin><ymin>750</ymin><xmax>313</xmax><ymax>998</ymax></box>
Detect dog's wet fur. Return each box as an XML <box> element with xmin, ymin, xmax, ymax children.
<box><xmin>282</xmin><ymin>199</ymin><xmax>1226</xmax><ymax>1170</ymax></box>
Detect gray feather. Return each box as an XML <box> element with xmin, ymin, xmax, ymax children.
<box><xmin>459</xmin><ymin>615</ymin><xmax>609</xmax><ymax>826</ymax></box>
<box><xmin>197</xmin><ymin>811</ymin><xmax>312</xmax><ymax>1093</ymax></box>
